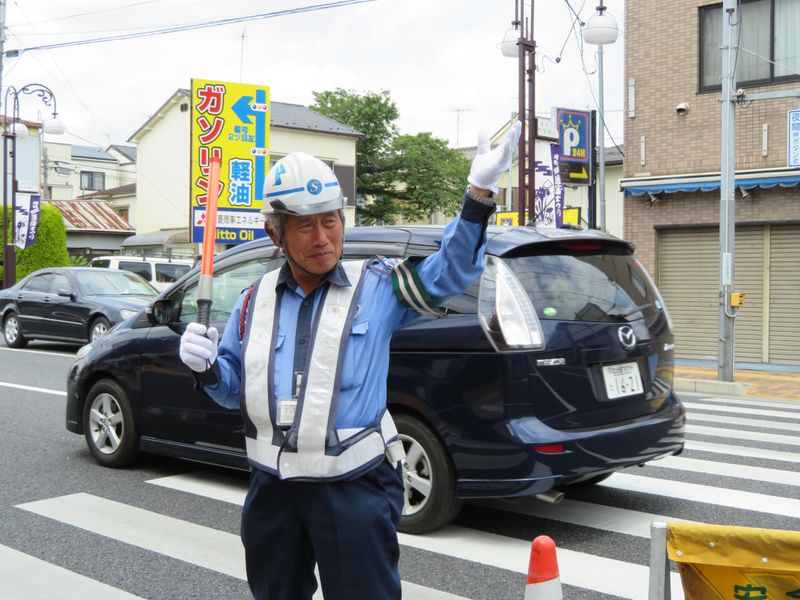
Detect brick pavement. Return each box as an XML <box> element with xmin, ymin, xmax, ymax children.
<box><xmin>674</xmin><ymin>365</ymin><xmax>800</xmax><ymax>402</ymax></box>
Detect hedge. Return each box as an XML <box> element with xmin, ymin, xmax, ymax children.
<box><xmin>0</xmin><ymin>203</ymin><xmax>69</xmax><ymax>283</ymax></box>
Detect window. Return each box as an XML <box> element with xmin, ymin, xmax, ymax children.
<box><xmin>155</xmin><ymin>262</ymin><xmax>190</xmax><ymax>284</ymax></box>
<box><xmin>175</xmin><ymin>257</ymin><xmax>278</xmax><ymax>324</ymax></box>
<box><xmin>700</xmin><ymin>0</ymin><xmax>800</xmax><ymax>91</ymax></box>
<box><xmin>80</xmin><ymin>171</ymin><xmax>105</xmax><ymax>191</ymax></box>
<box><xmin>22</xmin><ymin>274</ymin><xmax>53</xmax><ymax>293</ymax></box>
<box><xmin>115</xmin><ymin>207</ymin><xmax>129</xmax><ymax>222</ymax></box>
<box><xmin>119</xmin><ymin>261</ymin><xmax>152</xmax><ymax>281</ymax></box>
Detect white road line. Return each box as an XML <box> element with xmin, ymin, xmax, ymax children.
<box><xmin>398</xmin><ymin>526</ymin><xmax>685</xmax><ymax>600</ymax></box>
<box><xmin>685</xmin><ymin>401</ymin><xmax>800</xmax><ymax>420</ymax></box>
<box><xmin>0</xmin><ymin>543</ymin><xmax>143</xmax><ymax>600</ymax></box>
<box><xmin>148</xmin><ymin>471</ymin><xmax>247</xmax><ymax>504</ymax></box>
<box><xmin>17</xmin><ymin>492</ymin><xmax>470</xmax><ymax>600</ymax></box>
<box><xmin>0</xmin><ymin>346</ymin><xmax>77</xmax><ymax>358</ymax></box>
<box><xmin>684</xmin><ymin>396</ymin><xmax>800</xmax><ymax>411</ymax></box>
<box><xmin>602</xmin><ymin>473</ymin><xmax>800</xmax><ymax>518</ymax></box>
<box><xmin>480</xmin><ymin>497</ymin><xmax>691</xmax><ymax>538</ymax></box>
<box><xmin>685</xmin><ymin>440</ymin><xmax>800</xmax><ymax>464</ymax></box>
<box><xmin>17</xmin><ymin>493</ymin><xmax>247</xmax><ymax>579</ymax></box>
<box><xmin>0</xmin><ymin>381</ymin><xmax>66</xmax><ymax>396</ymax></box>
<box><xmin>686</xmin><ymin>423</ymin><xmax>800</xmax><ymax>446</ymax></box>
<box><xmin>648</xmin><ymin>455</ymin><xmax>800</xmax><ymax>486</ymax></box>
<box><xmin>688</xmin><ymin>412</ymin><xmax>800</xmax><ymax>433</ymax></box>
<box><xmin>147</xmin><ymin>472</ymin><xmax>682</xmax><ymax>599</ymax></box>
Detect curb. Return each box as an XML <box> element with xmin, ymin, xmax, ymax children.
<box><xmin>674</xmin><ymin>377</ymin><xmax>747</xmax><ymax>396</ymax></box>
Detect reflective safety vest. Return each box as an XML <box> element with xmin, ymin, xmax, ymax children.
<box><xmin>242</xmin><ymin>259</ymin><xmax>404</xmax><ymax>480</ymax></box>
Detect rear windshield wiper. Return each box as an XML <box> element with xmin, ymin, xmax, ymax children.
<box><xmin>607</xmin><ymin>302</ymin><xmax>655</xmax><ymax>321</ymax></box>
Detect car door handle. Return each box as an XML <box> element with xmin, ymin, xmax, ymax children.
<box><xmin>44</xmin><ymin>297</ymin><xmax>51</xmax><ymax>302</ymax></box>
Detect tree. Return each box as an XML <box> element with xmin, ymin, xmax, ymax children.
<box><xmin>311</xmin><ymin>89</ymin><xmax>469</xmax><ymax>225</ymax></box>
<box><xmin>1</xmin><ymin>203</ymin><xmax>70</xmax><ymax>282</ymax></box>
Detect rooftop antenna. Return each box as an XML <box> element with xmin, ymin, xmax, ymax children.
<box><xmin>445</xmin><ymin>107</ymin><xmax>473</xmax><ymax>147</ymax></box>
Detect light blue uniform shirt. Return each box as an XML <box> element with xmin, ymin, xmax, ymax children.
<box><xmin>204</xmin><ymin>196</ymin><xmax>492</xmax><ymax>430</ymax></box>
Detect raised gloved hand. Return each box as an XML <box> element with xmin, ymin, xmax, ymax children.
<box><xmin>179</xmin><ymin>322</ymin><xmax>219</xmax><ymax>372</ymax></box>
<box><xmin>467</xmin><ymin>121</ymin><xmax>522</xmax><ymax>194</ymax></box>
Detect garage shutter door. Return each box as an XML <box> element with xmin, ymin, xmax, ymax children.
<box><xmin>769</xmin><ymin>226</ymin><xmax>800</xmax><ymax>365</ymax></box>
<box><xmin>732</xmin><ymin>227</ymin><xmax>764</xmax><ymax>363</ymax></box>
<box><xmin>658</xmin><ymin>227</ymin><xmax>764</xmax><ymax>362</ymax></box>
<box><xmin>658</xmin><ymin>229</ymin><xmax>718</xmax><ymax>360</ymax></box>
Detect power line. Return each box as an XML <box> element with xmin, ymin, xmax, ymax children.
<box><xmin>7</xmin><ymin>0</ymin><xmax>379</xmax><ymax>56</ymax></box>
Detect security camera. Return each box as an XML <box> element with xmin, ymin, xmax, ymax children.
<box><xmin>676</xmin><ymin>102</ymin><xmax>689</xmax><ymax>116</ymax></box>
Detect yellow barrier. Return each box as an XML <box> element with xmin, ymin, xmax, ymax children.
<box><xmin>650</xmin><ymin>521</ymin><xmax>800</xmax><ymax>599</ymax></box>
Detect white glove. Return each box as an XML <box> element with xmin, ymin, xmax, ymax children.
<box><xmin>179</xmin><ymin>322</ymin><xmax>219</xmax><ymax>372</ymax></box>
<box><xmin>467</xmin><ymin>121</ymin><xmax>522</xmax><ymax>194</ymax></box>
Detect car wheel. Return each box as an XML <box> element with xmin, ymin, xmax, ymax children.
<box><xmin>89</xmin><ymin>317</ymin><xmax>111</xmax><ymax>342</ymax></box>
<box><xmin>3</xmin><ymin>313</ymin><xmax>28</xmax><ymax>348</ymax></box>
<box><xmin>395</xmin><ymin>414</ymin><xmax>463</xmax><ymax>534</ymax></box>
<box><xmin>83</xmin><ymin>379</ymin><xmax>139</xmax><ymax>468</ymax></box>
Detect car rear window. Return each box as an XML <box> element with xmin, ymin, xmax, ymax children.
<box><xmin>91</xmin><ymin>259</ymin><xmax>110</xmax><ymax>268</ymax></box>
<box><xmin>504</xmin><ymin>243</ymin><xmax>661</xmax><ymax>322</ymax></box>
<box><xmin>119</xmin><ymin>261</ymin><xmax>152</xmax><ymax>281</ymax></box>
<box><xmin>155</xmin><ymin>263</ymin><xmax>190</xmax><ymax>283</ymax></box>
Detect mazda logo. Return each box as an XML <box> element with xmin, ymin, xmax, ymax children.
<box><xmin>618</xmin><ymin>326</ymin><xmax>637</xmax><ymax>350</ymax></box>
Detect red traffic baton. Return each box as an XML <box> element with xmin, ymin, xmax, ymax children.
<box><xmin>197</xmin><ymin>156</ymin><xmax>221</xmax><ymax>328</ymax></box>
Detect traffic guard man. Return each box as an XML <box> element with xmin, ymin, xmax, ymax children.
<box><xmin>180</xmin><ymin>121</ymin><xmax>521</xmax><ymax>599</ymax></box>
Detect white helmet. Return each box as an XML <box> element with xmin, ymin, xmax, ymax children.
<box><xmin>262</xmin><ymin>152</ymin><xmax>345</xmax><ymax>216</ymax></box>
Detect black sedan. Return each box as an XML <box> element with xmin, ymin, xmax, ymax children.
<box><xmin>1</xmin><ymin>267</ymin><xmax>158</xmax><ymax>347</ymax></box>
<box><xmin>66</xmin><ymin>226</ymin><xmax>685</xmax><ymax>533</ymax></box>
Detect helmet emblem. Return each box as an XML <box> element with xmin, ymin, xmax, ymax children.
<box><xmin>306</xmin><ymin>179</ymin><xmax>323</xmax><ymax>195</ymax></box>
<box><xmin>618</xmin><ymin>326</ymin><xmax>637</xmax><ymax>350</ymax></box>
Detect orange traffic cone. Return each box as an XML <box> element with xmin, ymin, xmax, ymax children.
<box><xmin>524</xmin><ymin>535</ymin><xmax>563</xmax><ymax>600</ymax></box>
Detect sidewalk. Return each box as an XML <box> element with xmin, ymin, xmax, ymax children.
<box><xmin>674</xmin><ymin>365</ymin><xmax>800</xmax><ymax>402</ymax></box>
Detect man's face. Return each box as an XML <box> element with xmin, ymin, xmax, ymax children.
<box><xmin>281</xmin><ymin>211</ymin><xmax>344</xmax><ymax>281</ymax></box>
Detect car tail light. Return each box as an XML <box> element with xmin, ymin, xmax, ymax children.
<box><xmin>535</xmin><ymin>444</ymin><xmax>565</xmax><ymax>454</ymax></box>
<box><xmin>478</xmin><ymin>255</ymin><xmax>545</xmax><ymax>352</ymax></box>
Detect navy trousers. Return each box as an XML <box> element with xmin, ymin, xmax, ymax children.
<box><xmin>240</xmin><ymin>459</ymin><xmax>404</xmax><ymax>600</ymax></box>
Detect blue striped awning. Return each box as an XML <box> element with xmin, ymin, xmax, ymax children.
<box><xmin>620</xmin><ymin>169</ymin><xmax>800</xmax><ymax>196</ymax></box>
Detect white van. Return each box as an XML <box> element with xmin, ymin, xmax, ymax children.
<box><xmin>90</xmin><ymin>256</ymin><xmax>194</xmax><ymax>292</ymax></box>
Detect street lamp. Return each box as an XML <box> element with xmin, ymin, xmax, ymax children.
<box><xmin>499</xmin><ymin>0</ymin><xmax>536</xmax><ymax>226</ymax></box>
<box><xmin>2</xmin><ymin>83</ymin><xmax>63</xmax><ymax>289</ymax></box>
<box><xmin>583</xmin><ymin>2</ymin><xmax>619</xmax><ymax>232</ymax></box>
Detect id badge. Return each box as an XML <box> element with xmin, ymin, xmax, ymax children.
<box><xmin>276</xmin><ymin>399</ymin><xmax>297</xmax><ymax>427</ymax></box>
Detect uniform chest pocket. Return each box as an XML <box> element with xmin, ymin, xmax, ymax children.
<box><xmin>340</xmin><ymin>320</ymin><xmax>370</xmax><ymax>391</ymax></box>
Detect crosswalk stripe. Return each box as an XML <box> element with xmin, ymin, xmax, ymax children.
<box><xmin>0</xmin><ymin>543</ymin><xmax>143</xmax><ymax>599</ymax></box>
<box><xmin>17</xmin><ymin>491</ymin><xmax>469</xmax><ymax>600</ymax></box>
<box><xmin>16</xmin><ymin>493</ymin><xmax>247</xmax><ymax>580</ymax></box>
<box><xmin>685</xmin><ymin>396</ymin><xmax>800</xmax><ymax>411</ymax></box>
<box><xmin>684</xmin><ymin>401</ymin><xmax>800</xmax><ymax>420</ymax></box>
<box><xmin>647</xmin><ymin>455</ymin><xmax>800</xmax><ymax>486</ymax></box>
<box><xmin>480</xmin><ymin>497</ymin><xmax>690</xmax><ymax>538</ymax></box>
<box><xmin>603</xmin><ymin>473</ymin><xmax>800</xmax><ymax>517</ymax></box>
<box><xmin>686</xmin><ymin>423</ymin><xmax>800</xmax><ymax>446</ymax></box>
<box><xmin>398</xmin><ymin>525</ymin><xmax>685</xmax><ymax>600</ymax></box>
<box><xmin>148</xmin><ymin>471</ymin><xmax>688</xmax><ymax>598</ymax></box>
<box><xmin>684</xmin><ymin>440</ymin><xmax>800</xmax><ymax>463</ymax></box>
<box><xmin>688</xmin><ymin>412</ymin><xmax>800</xmax><ymax>433</ymax></box>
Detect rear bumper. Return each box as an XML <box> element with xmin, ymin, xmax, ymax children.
<box><xmin>453</xmin><ymin>394</ymin><xmax>686</xmax><ymax>499</ymax></box>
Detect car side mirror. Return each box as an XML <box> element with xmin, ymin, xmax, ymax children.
<box><xmin>57</xmin><ymin>288</ymin><xmax>77</xmax><ymax>301</ymax></box>
<box><xmin>149</xmin><ymin>299</ymin><xmax>177</xmax><ymax>325</ymax></box>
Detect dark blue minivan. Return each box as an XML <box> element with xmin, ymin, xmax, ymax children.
<box><xmin>66</xmin><ymin>225</ymin><xmax>685</xmax><ymax>533</ymax></box>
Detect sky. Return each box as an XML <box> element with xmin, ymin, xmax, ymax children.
<box><xmin>2</xmin><ymin>0</ymin><xmax>626</xmax><ymax>152</ymax></box>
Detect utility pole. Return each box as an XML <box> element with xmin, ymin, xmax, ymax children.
<box><xmin>718</xmin><ymin>0</ymin><xmax>738</xmax><ymax>382</ymax></box>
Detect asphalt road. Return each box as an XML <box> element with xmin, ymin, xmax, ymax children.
<box><xmin>1</xmin><ymin>342</ymin><xmax>799</xmax><ymax>599</ymax></box>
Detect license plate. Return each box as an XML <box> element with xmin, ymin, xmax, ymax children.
<box><xmin>602</xmin><ymin>362</ymin><xmax>644</xmax><ymax>399</ymax></box>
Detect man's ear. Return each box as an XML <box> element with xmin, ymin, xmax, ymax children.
<box><xmin>264</xmin><ymin>223</ymin><xmax>280</xmax><ymax>247</ymax></box>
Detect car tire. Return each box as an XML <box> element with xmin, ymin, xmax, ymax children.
<box><xmin>3</xmin><ymin>313</ymin><xmax>28</xmax><ymax>348</ymax></box>
<box><xmin>395</xmin><ymin>414</ymin><xmax>463</xmax><ymax>534</ymax></box>
<box><xmin>83</xmin><ymin>379</ymin><xmax>139</xmax><ymax>468</ymax></box>
<box><xmin>89</xmin><ymin>316</ymin><xmax>111</xmax><ymax>342</ymax></box>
